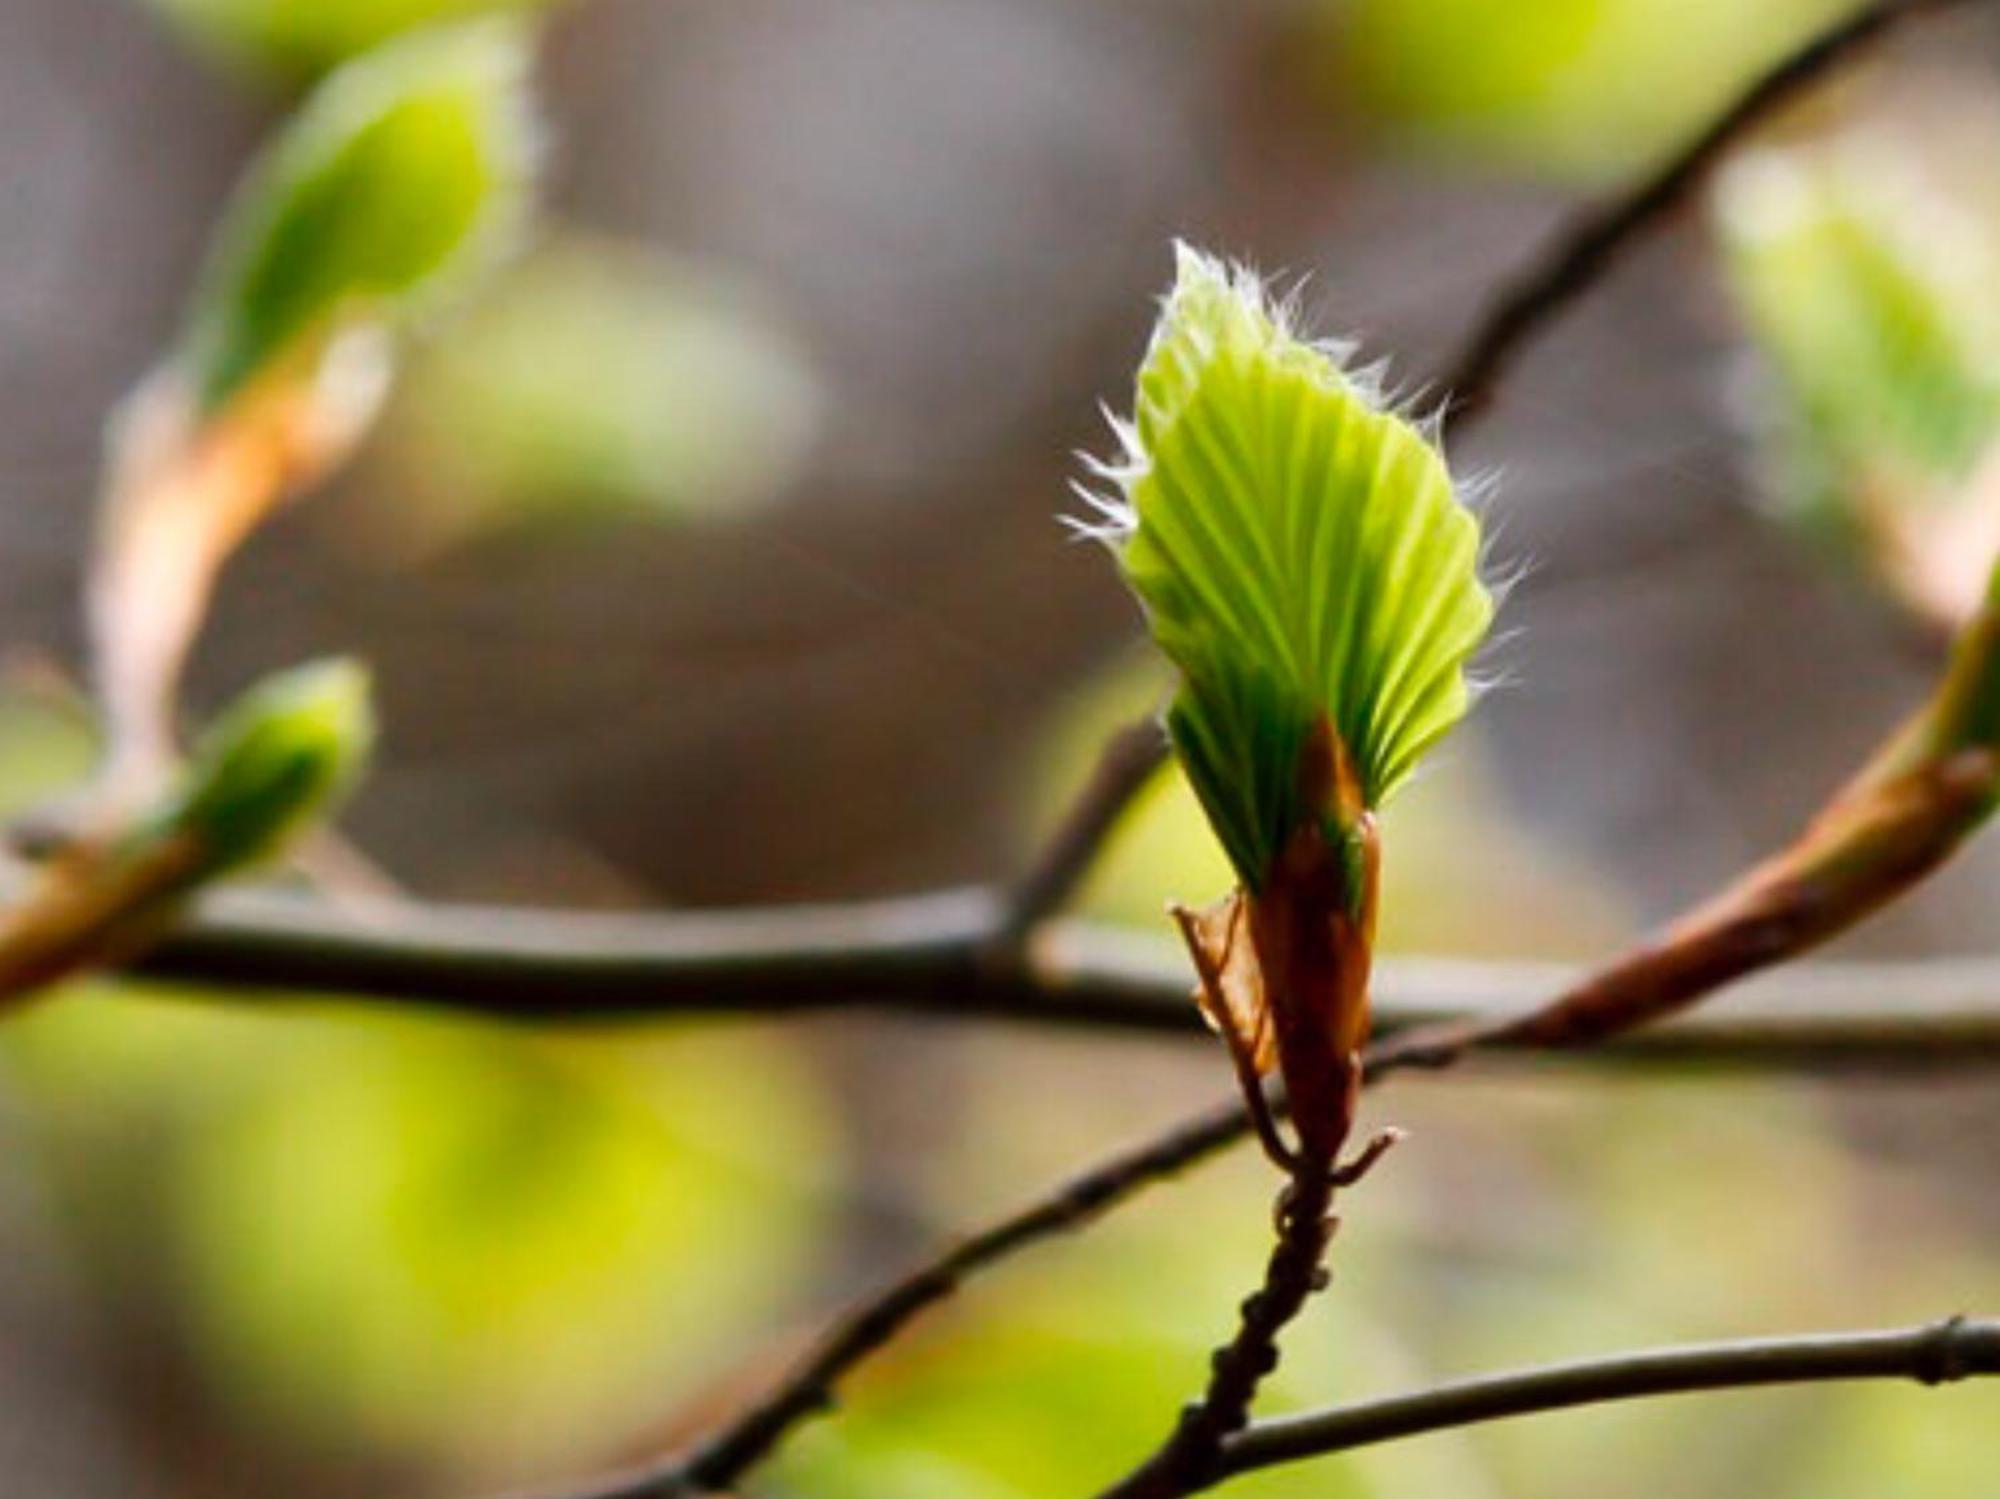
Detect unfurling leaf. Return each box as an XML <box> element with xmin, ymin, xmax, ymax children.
<box><xmin>1084</xmin><ymin>246</ymin><xmax>1494</xmax><ymax>1167</ymax></box>
<box><xmin>88</xmin><ymin>20</ymin><xmax>539</xmax><ymax>797</ymax></box>
<box><xmin>1083</xmin><ymin>245</ymin><xmax>1493</xmax><ymax>891</ymax></box>
<box><xmin>0</xmin><ymin>662</ymin><xmax>375</xmax><ymax>1015</ymax></box>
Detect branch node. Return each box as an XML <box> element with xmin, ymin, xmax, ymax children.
<box><xmin>1914</xmin><ymin>1314</ymin><xmax>1974</xmax><ymax>1386</ymax></box>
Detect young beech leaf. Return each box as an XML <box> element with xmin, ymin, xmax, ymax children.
<box><xmin>145</xmin><ymin>658</ymin><xmax>377</xmax><ymax>880</ymax></box>
<box><xmin>0</xmin><ymin>662</ymin><xmax>374</xmax><ymax>1014</ymax></box>
<box><xmin>182</xmin><ymin>18</ymin><xmax>541</xmax><ymax>413</ymax></box>
<box><xmin>1082</xmin><ymin>245</ymin><xmax>1493</xmax><ymax>892</ymax></box>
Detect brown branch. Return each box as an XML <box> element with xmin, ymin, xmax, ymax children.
<box><xmin>1216</xmin><ymin>1316</ymin><xmax>2000</xmax><ymax>1486</ymax></box>
<box><xmin>1433</xmin><ymin>0</ymin><xmax>1984</xmax><ymax>432</ymax></box>
<box><xmin>1092</xmin><ymin>1158</ymin><xmax>1342</xmax><ymax>1499</ymax></box>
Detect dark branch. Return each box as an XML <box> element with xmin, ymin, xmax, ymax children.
<box><xmin>513</xmin><ymin>1092</ymin><xmax>1260</xmax><ymax>1499</ymax></box>
<box><xmin>585</xmin><ymin>549</ymin><xmax>2000</xmax><ymax>1499</ymax></box>
<box><xmin>1218</xmin><ymin>1316</ymin><xmax>2000</xmax><ymax>1485</ymax></box>
<box><xmin>1434</xmin><ymin>0</ymin><xmax>1983</xmax><ymax>431</ymax></box>
<box><xmin>1092</xmin><ymin>1160</ymin><xmax>1344</xmax><ymax>1499</ymax></box>
<box><xmin>524</xmin><ymin>939</ymin><xmax>2000</xmax><ymax>1499</ymax></box>
<box><xmin>92</xmin><ymin>885</ymin><xmax>2000</xmax><ymax>1066</ymax></box>
<box><xmin>996</xmin><ymin>712</ymin><xmax>1168</xmax><ymax>946</ymax></box>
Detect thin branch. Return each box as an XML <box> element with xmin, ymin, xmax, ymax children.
<box><xmin>1434</xmin><ymin>0</ymin><xmax>1984</xmax><ymax>431</ymax></box>
<box><xmin>524</xmin><ymin>914</ymin><xmax>1997</xmax><ymax>1499</ymax></box>
<box><xmin>514</xmin><ymin>1092</ymin><xmax>1261</xmax><ymax>1499</ymax></box>
<box><xmin>82</xmin><ymin>884</ymin><xmax>2000</xmax><ymax>1065</ymax></box>
<box><xmin>1218</xmin><ymin>1316</ymin><xmax>2000</xmax><ymax>1485</ymax></box>
<box><xmin>1093</xmin><ymin>1157</ymin><xmax>1346</xmax><ymax>1499</ymax></box>
<box><xmin>996</xmin><ymin>712</ymin><xmax>1168</xmax><ymax>946</ymax></box>
<box><xmin>572</xmin><ymin>536</ymin><xmax>2000</xmax><ymax>1496</ymax></box>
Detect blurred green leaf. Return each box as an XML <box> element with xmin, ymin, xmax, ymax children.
<box><xmin>362</xmin><ymin>234</ymin><xmax>822</xmax><ymax>554</ymax></box>
<box><xmin>1716</xmin><ymin>145</ymin><xmax>2000</xmax><ymax>508</ymax></box>
<box><xmin>0</xmin><ymin>662</ymin><xmax>370</xmax><ymax>1012</ymax></box>
<box><xmin>147</xmin><ymin>0</ymin><xmax>561</xmax><ymax>80</ymax></box>
<box><xmin>145</xmin><ymin>1012</ymin><xmax>837</xmax><ymax>1473</ymax></box>
<box><xmin>144</xmin><ymin>657</ymin><xmax>374</xmax><ymax>878</ymax></box>
<box><xmin>183</xmin><ymin>18</ymin><xmax>540</xmax><ymax>413</ymax></box>
<box><xmin>1712</xmin><ymin>116</ymin><xmax>2000</xmax><ymax>627</ymax></box>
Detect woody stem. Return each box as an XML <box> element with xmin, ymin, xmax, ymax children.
<box><xmin>1091</xmin><ymin>1148</ymin><xmax>1339</xmax><ymax>1499</ymax></box>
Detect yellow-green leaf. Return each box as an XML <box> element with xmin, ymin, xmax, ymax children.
<box><xmin>182</xmin><ymin>19</ymin><xmax>541</xmax><ymax>413</ymax></box>
<box><xmin>144</xmin><ymin>658</ymin><xmax>376</xmax><ymax>879</ymax></box>
<box><xmin>1083</xmin><ymin>246</ymin><xmax>1493</xmax><ymax>888</ymax></box>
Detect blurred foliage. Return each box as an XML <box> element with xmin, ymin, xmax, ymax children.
<box><xmin>182</xmin><ymin>19</ymin><xmax>539</xmax><ymax>413</ymax></box>
<box><xmin>1711</xmin><ymin>96</ymin><xmax>2000</xmax><ymax>629</ymax></box>
<box><xmin>4</xmin><ymin>987</ymin><xmax>842</xmax><ymax>1480</ymax></box>
<box><xmin>145</xmin><ymin>658</ymin><xmax>373</xmax><ymax>877</ymax></box>
<box><xmin>145</xmin><ymin>0</ymin><xmax>562</xmax><ymax>81</ymax></box>
<box><xmin>1026</xmin><ymin>655</ymin><xmax>1630</xmax><ymax>957</ymax></box>
<box><xmin>0</xmin><ymin>681</ymin><xmax>839</xmax><ymax>1479</ymax></box>
<box><xmin>1</xmin><ymin>6</ymin><xmax>1993</xmax><ymax>1491</ymax></box>
<box><xmin>1318</xmin><ymin>0</ymin><xmax>1856</xmax><ymax>179</ymax></box>
<box><xmin>357</xmin><ymin>234</ymin><xmax>822</xmax><ymax>557</ymax></box>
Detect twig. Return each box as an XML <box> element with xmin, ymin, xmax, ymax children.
<box><xmin>1092</xmin><ymin>1159</ymin><xmax>1342</xmax><ymax>1499</ymax></box>
<box><xmin>1434</xmin><ymin>0</ymin><xmax>1984</xmax><ymax>431</ymax></box>
<box><xmin>1217</xmin><ymin>1316</ymin><xmax>2000</xmax><ymax>1485</ymax></box>
<box><xmin>528</xmin><ymin>880</ymin><xmax>1993</xmax><ymax>1499</ymax></box>
<box><xmin>569</xmin><ymin>537</ymin><xmax>2000</xmax><ymax>1497</ymax></box>
<box><xmin>65</xmin><ymin>884</ymin><xmax>2000</xmax><ymax>1065</ymax></box>
<box><xmin>996</xmin><ymin>712</ymin><xmax>1168</xmax><ymax>947</ymax></box>
<box><xmin>511</xmin><ymin>1092</ymin><xmax>1261</xmax><ymax>1499</ymax></box>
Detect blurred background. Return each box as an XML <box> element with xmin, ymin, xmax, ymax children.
<box><xmin>0</xmin><ymin>0</ymin><xmax>1996</xmax><ymax>1494</ymax></box>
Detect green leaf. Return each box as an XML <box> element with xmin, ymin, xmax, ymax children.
<box><xmin>1713</xmin><ymin>145</ymin><xmax>2000</xmax><ymax>525</ymax></box>
<box><xmin>146</xmin><ymin>658</ymin><xmax>375</xmax><ymax>878</ymax></box>
<box><xmin>1085</xmin><ymin>245</ymin><xmax>1492</xmax><ymax>889</ymax></box>
<box><xmin>181</xmin><ymin>19</ymin><xmax>541</xmax><ymax>412</ymax></box>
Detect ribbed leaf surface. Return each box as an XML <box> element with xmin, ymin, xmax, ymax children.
<box><xmin>1096</xmin><ymin>247</ymin><xmax>1492</xmax><ymax>888</ymax></box>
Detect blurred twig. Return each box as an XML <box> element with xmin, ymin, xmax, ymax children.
<box><xmin>996</xmin><ymin>712</ymin><xmax>1168</xmax><ymax>946</ymax></box>
<box><xmin>1437</xmin><ymin>0</ymin><xmax>1984</xmax><ymax>429</ymax></box>
<box><xmin>1214</xmin><ymin>1316</ymin><xmax>1999</xmax><ymax>1485</ymax></box>
<box><xmin>1394</xmin><ymin>562</ymin><xmax>2000</xmax><ymax>1064</ymax></box>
